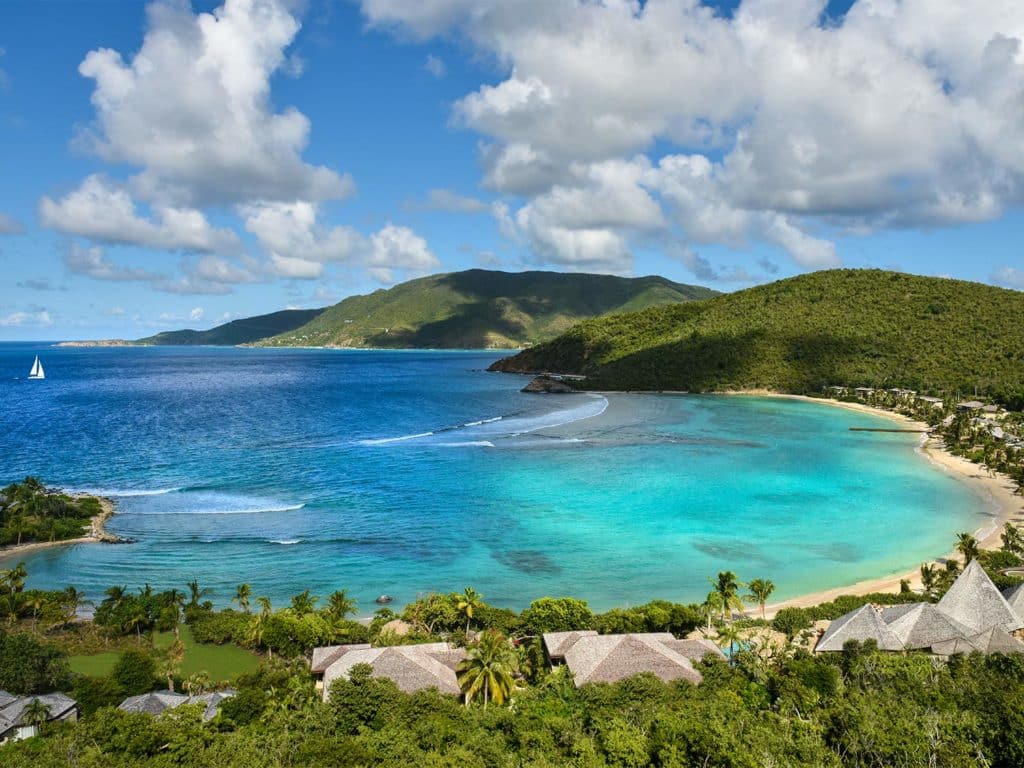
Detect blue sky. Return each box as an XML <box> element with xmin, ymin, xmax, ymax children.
<box><xmin>0</xmin><ymin>0</ymin><xmax>1022</xmax><ymax>339</ymax></box>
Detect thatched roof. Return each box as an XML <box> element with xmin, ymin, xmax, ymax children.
<box><xmin>932</xmin><ymin>627</ymin><xmax>1024</xmax><ymax>656</ymax></box>
<box><xmin>662</xmin><ymin>637</ymin><xmax>727</xmax><ymax>662</ymax></box>
<box><xmin>562</xmin><ymin>634</ymin><xmax>703</xmax><ymax>687</ymax></box>
<box><xmin>882</xmin><ymin>602</ymin><xmax>974</xmax><ymax>650</ymax></box>
<box><xmin>320</xmin><ymin>644</ymin><xmax>466</xmax><ymax>698</ymax></box>
<box><xmin>311</xmin><ymin>643</ymin><xmax>372</xmax><ymax>674</ymax></box>
<box><xmin>542</xmin><ymin>630</ymin><xmax>599</xmax><ymax>661</ymax></box>
<box><xmin>937</xmin><ymin>560</ymin><xmax>1023</xmax><ymax>633</ymax></box>
<box><xmin>815</xmin><ymin>605</ymin><xmax>904</xmax><ymax>652</ymax></box>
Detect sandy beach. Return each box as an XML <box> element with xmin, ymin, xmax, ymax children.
<box><xmin>739</xmin><ymin>392</ymin><xmax>1024</xmax><ymax>617</ymax></box>
<box><xmin>0</xmin><ymin>495</ymin><xmax>120</xmax><ymax>562</ymax></box>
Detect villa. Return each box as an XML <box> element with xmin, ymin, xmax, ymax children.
<box><xmin>315</xmin><ymin>642</ymin><xmax>467</xmax><ymax>700</ymax></box>
<box><xmin>118</xmin><ymin>689</ymin><xmax>236</xmax><ymax>721</ymax></box>
<box><xmin>816</xmin><ymin>561</ymin><xmax>1024</xmax><ymax>655</ymax></box>
<box><xmin>542</xmin><ymin>632</ymin><xmax>724</xmax><ymax>687</ymax></box>
<box><xmin>0</xmin><ymin>692</ymin><xmax>77</xmax><ymax>743</ymax></box>
<box><xmin>917</xmin><ymin>395</ymin><xmax>944</xmax><ymax>408</ymax></box>
<box><xmin>957</xmin><ymin>401</ymin><xmax>986</xmax><ymax>411</ymax></box>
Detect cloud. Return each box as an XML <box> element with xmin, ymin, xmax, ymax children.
<box><xmin>189</xmin><ymin>307</ymin><xmax>204</xmax><ymax>322</ymax></box>
<box><xmin>74</xmin><ymin>0</ymin><xmax>353</xmax><ymax>208</ymax></box>
<box><xmin>424</xmin><ymin>54</ymin><xmax>446</xmax><ymax>78</ymax></box>
<box><xmin>361</xmin><ymin>0</ymin><xmax>1024</xmax><ymax>270</ymax></box>
<box><xmin>368</xmin><ymin>224</ymin><xmax>440</xmax><ymax>284</ymax></box>
<box><xmin>673</xmin><ymin>246</ymin><xmax>757</xmax><ymax>284</ymax></box>
<box><xmin>992</xmin><ymin>266</ymin><xmax>1024</xmax><ymax>290</ymax></box>
<box><xmin>0</xmin><ymin>213</ymin><xmax>23</xmax><ymax>235</ymax></box>
<box><xmin>41</xmin><ymin>175</ymin><xmax>240</xmax><ymax>253</ymax></box>
<box><xmin>412</xmin><ymin>188</ymin><xmax>488</xmax><ymax>213</ymax></box>
<box><xmin>17</xmin><ymin>278</ymin><xmax>62</xmax><ymax>291</ymax></box>
<box><xmin>0</xmin><ymin>310</ymin><xmax>52</xmax><ymax>328</ymax></box>
<box><xmin>242</xmin><ymin>201</ymin><xmax>364</xmax><ymax>279</ymax></box>
<box><xmin>63</xmin><ymin>243</ymin><xmax>163</xmax><ymax>282</ymax></box>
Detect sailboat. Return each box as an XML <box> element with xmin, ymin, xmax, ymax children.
<box><xmin>28</xmin><ymin>355</ymin><xmax>45</xmax><ymax>380</ymax></box>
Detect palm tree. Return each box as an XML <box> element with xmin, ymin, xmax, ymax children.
<box><xmin>22</xmin><ymin>698</ymin><xmax>51</xmax><ymax>736</ymax></box>
<box><xmin>920</xmin><ymin>563</ymin><xmax>938</xmax><ymax>598</ymax></box>
<box><xmin>456</xmin><ymin>587</ymin><xmax>484</xmax><ymax>634</ymax></box>
<box><xmin>289</xmin><ymin>589</ymin><xmax>318</xmax><ymax>615</ymax></box>
<box><xmin>457</xmin><ymin>630</ymin><xmax>518</xmax><ymax>708</ymax></box>
<box><xmin>186</xmin><ymin>578</ymin><xmax>213</xmax><ymax>609</ymax></box>
<box><xmin>709</xmin><ymin>571</ymin><xmax>744</xmax><ymax>622</ymax></box>
<box><xmin>160</xmin><ymin>636</ymin><xmax>186</xmax><ymax>691</ymax></box>
<box><xmin>124</xmin><ymin>602</ymin><xmax>148</xmax><ymax>642</ymax></box>
<box><xmin>233</xmin><ymin>583</ymin><xmax>252</xmax><ymax>614</ymax></box>
<box><xmin>325</xmin><ymin>590</ymin><xmax>356</xmax><ymax>621</ymax></box>
<box><xmin>62</xmin><ymin>586</ymin><xmax>92</xmax><ymax>617</ymax></box>
<box><xmin>1002</xmin><ymin>523</ymin><xmax>1024</xmax><ymax>556</ymax></box>
<box><xmin>956</xmin><ymin>532</ymin><xmax>980</xmax><ymax>563</ymax></box>
<box><xmin>104</xmin><ymin>585</ymin><xmax>128</xmax><ymax>609</ymax></box>
<box><xmin>701</xmin><ymin>591</ymin><xmax>723</xmax><ymax>634</ymax></box>
<box><xmin>2</xmin><ymin>562</ymin><xmax>27</xmax><ymax>596</ymax></box>
<box><xmin>718</xmin><ymin>623</ymin><xmax>744</xmax><ymax>662</ymax></box>
<box><xmin>248</xmin><ymin>596</ymin><xmax>274</xmax><ymax>658</ymax></box>
<box><xmin>745</xmin><ymin>578</ymin><xmax>775</xmax><ymax>619</ymax></box>
<box><xmin>183</xmin><ymin>671</ymin><xmax>211</xmax><ymax>696</ymax></box>
<box><xmin>25</xmin><ymin>592</ymin><xmax>45</xmax><ymax>621</ymax></box>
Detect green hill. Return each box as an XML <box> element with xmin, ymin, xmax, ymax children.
<box><xmin>138</xmin><ymin>308</ymin><xmax>325</xmax><ymax>346</ymax></box>
<box><xmin>258</xmin><ymin>269</ymin><xmax>716</xmax><ymax>349</ymax></box>
<box><xmin>489</xmin><ymin>269</ymin><xmax>1024</xmax><ymax>400</ymax></box>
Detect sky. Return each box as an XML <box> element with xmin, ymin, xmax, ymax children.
<box><xmin>0</xmin><ymin>0</ymin><xmax>1022</xmax><ymax>340</ymax></box>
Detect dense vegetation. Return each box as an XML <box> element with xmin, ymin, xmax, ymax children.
<box><xmin>136</xmin><ymin>308</ymin><xmax>325</xmax><ymax>346</ymax></box>
<box><xmin>0</xmin><ymin>477</ymin><xmax>102</xmax><ymax>547</ymax></box>
<box><xmin>258</xmin><ymin>269</ymin><xmax>716</xmax><ymax>349</ymax></box>
<box><xmin>491</xmin><ymin>270</ymin><xmax>1024</xmax><ymax>401</ymax></box>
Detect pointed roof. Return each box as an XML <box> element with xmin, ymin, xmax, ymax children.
<box><xmin>662</xmin><ymin>637</ymin><xmax>728</xmax><ymax>663</ymax></box>
<box><xmin>562</xmin><ymin>634</ymin><xmax>703</xmax><ymax>687</ymax></box>
<box><xmin>937</xmin><ymin>560</ymin><xmax>1023</xmax><ymax>633</ymax></box>
<box><xmin>882</xmin><ymin>602</ymin><xmax>974</xmax><ymax>650</ymax></box>
<box><xmin>320</xmin><ymin>644</ymin><xmax>466</xmax><ymax>697</ymax></box>
<box><xmin>119</xmin><ymin>691</ymin><xmax>190</xmax><ymax>715</ymax></box>
<box><xmin>311</xmin><ymin>643</ymin><xmax>372</xmax><ymax>674</ymax></box>
<box><xmin>932</xmin><ymin>627</ymin><xmax>1024</xmax><ymax>656</ymax></box>
<box><xmin>542</xmin><ymin>630</ymin><xmax>599</xmax><ymax>661</ymax></box>
<box><xmin>0</xmin><ymin>692</ymin><xmax>77</xmax><ymax>725</ymax></box>
<box><xmin>815</xmin><ymin>604</ymin><xmax>904</xmax><ymax>652</ymax></box>
<box><xmin>1001</xmin><ymin>583</ymin><xmax>1024</xmax><ymax>617</ymax></box>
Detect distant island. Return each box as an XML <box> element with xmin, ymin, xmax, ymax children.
<box><xmin>58</xmin><ymin>269</ymin><xmax>716</xmax><ymax>350</ymax></box>
<box><xmin>490</xmin><ymin>269</ymin><xmax>1024</xmax><ymax>403</ymax></box>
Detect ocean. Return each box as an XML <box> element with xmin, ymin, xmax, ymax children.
<box><xmin>0</xmin><ymin>342</ymin><xmax>989</xmax><ymax>613</ymax></box>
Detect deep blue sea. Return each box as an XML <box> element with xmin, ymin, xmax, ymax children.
<box><xmin>0</xmin><ymin>343</ymin><xmax>990</xmax><ymax>613</ymax></box>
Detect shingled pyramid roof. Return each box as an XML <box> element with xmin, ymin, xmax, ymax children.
<box><xmin>882</xmin><ymin>602</ymin><xmax>974</xmax><ymax>650</ymax></box>
<box><xmin>937</xmin><ymin>560</ymin><xmax>1023</xmax><ymax>633</ymax></box>
<box><xmin>1001</xmin><ymin>583</ymin><xmax>1024</xmax><ymax>617</ymax></box>
<box><xmin>320</xmin><ymin>644</ymin><xmax>466</xmax><ymax>697</ymax></box>
<box><xmin>815</xmin><ymin>604</ymin><xmax>904</xmax><ymax>652</ymax></box>
<box><xmin>931</xmin><ymin>627</ymin><xmax>1024</xmax><ymax>656</ymax></box>
<box><xmin>562</xmin><ymin>634</ymin><xmax>703</xmax><ymax>687</ymax></box>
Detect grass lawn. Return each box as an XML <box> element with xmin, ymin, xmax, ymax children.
<box><xmin>69</xmin><ymin>626</ymin><xmax>259</xmax><ymax>682</ymax></box>
<box><xmin>68</xmin><ymin>651</ymin><xmax>120</xmax><ymax>677</ymax></box>
<box><xmin>153</xmin><ymin>625</ymin><xmax>259</xmax><ymax>681</ymax></box>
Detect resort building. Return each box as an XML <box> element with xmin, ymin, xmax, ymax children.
<box><xmin>315</xmin><ymin>642</ymin><xmax>467</xmax><ymax>700</ymax></box>
<box><xmin>816</xmin><ymin>561</ymin><xmax>1024</xmax><ymax>655</ymax></box>
<box><xmin>542</xmin><ymin>632</ymin><xmax>723</xmax><ymax>687</ymax></box>
<box><xmin>118</xmin><ymin>689</ymin><xmax>237</xmax><ymax>721</ymax></box>
<box><xmin>917</xmin><ymin>395</ymin><xmax>944</xmax><ymax>409</ymax></box>
<box><xmin>310</xmin><ymin>643</ymin><xmax>372</xmax><ymax>691</ymax></box>
<box><xmin>0</xmin><ymin>692</ymin><xmax>78</xmax><ymax>743</ymax></box>
<box><xmin>957</xmin><ymin>400</ymin><xmax>986</xmax><ymax>411</ymax></box>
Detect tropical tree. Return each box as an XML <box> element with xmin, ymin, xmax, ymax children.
<box><xmin>22</xmin><ymin>698</ymin><xmax>51</xmax><ymax>735</ymax></box>
<box><xmin>104</xmin><ymin>585</ymin><xmax>128</xmax><ymax>610</ymax></box>
<box><xmin>233</xmin><ymin>583</ymin><xmax>252</xmax><ymax>614</ymax></box>
<box><xmin>325</xmin><ymin>589</ymin><xmax>356</xmax><ymax>622</ymax></box>
<box><xmin>1002</xmin><ymin>523</ymin><xmax>1024</xmax><ymax>556</ymax></box>
<box><xmin>956</xmin><ymin>532</ymin><xmax>980</xmax><ymax>563</ymax></box>
<box><xmin>186</xmin><ymin>578</ymin><xmax>213</xmax><ymax>609</ymax></box>
<box><xmin>701</xmin><ymin>591</ymin><xmax>723</xmax><ymax>634</ymax></box>
<box><xmin>1</xmin><ymin>562</ymin><xmax>27</xmax><ymax>596</ymax></box>
<box><xmin>124</xmin><ymin>602</ymin><xmax>148</xmax><ymax>642</ymax></box>
<box><xmin>183</xmin><ymin>671</ymin><xmax>211</xmax><ymax>696</ymax></box>
<box><xmin>920</xmin><ymin>563</ymin><xmax>938</xmax><ymax>598</ymax></box>
<box><xmin>248</xmin><ymin>597</ymin><xmax>274</xmax><ymax>657</ymax></box>
<box><xmin>709</xmin><ymin>571</ymin><xmax>744</xmax><ymax>622</ymax></box>
<box><xmin>160</xmin><ymin>637</ymin><xmax>186</xmax><ymax>692</ymax></box>
<box><xmin>457</xmin><ymin>630</ymin><xmax>519</xmax><ymax>708</ymax></box>
<box><xmin>456</xmin><ymin>587</ymin><xmax>484</xmax><ymax>635</ymax></box>
<box><xmin>289</xmin><ymin>590</ymin><xmax>318</xmax><ymax>615</ymax></box>
<box><xmin>745</xmin><ymin>578</ymin><xmax>775</xmax><ymax>619</ymax></box>
<box><xmin>718</xmin><ymin>623</ymin><xmax>744</xmax><ymax>662</ymax></box>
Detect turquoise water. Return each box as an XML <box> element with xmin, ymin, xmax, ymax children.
<box><xmin>0</xmin><ymin>343</ymin><xmax>989</xmax><ymax>612</ymax></box>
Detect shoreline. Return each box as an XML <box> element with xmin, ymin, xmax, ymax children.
<box><xmin>724</xmin><ymin>392</ymin><xmax>1024</xmax><ymax>617</ymax></box>
<box><xmin>0</xmin><ymin>495</ymin><xmax>121</xmax><ymax>562</ymax></box>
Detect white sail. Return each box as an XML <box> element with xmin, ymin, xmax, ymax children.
<box><xmin>28</xmin><ymin>356</ymin><xmax>45</xmax><ymax>380</ymax></box>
